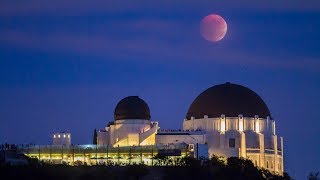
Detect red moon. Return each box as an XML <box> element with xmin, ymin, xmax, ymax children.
<box><xmin>200</xmin><ymin>14</ymin><xmax>227</xmax><ymax>42</ymax></box>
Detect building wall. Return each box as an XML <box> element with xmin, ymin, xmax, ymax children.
<box><xmin>182</xmin><ymin>115</ymin><xmax>283</xmax><ymax>174</ymax></box>
<box><xmin>53</xmin><ymin>133</ymin><xmax>71</xmax><ymax>146</ymax></box>
<box><xmin>97</xmin><ymin>131</ymin><xmax>109</xmax><ymax>145</ymax></box>
<box><xmin>97</xmin><ymin>119</ymin><xmax>157</xmax><ymax>147</ymax></box>
<box><xmin>95</xmin><ymin>115</ymin><xmax>284</xmax><ymax>174</ymax></box>
<box><xmin>156</xmin><ymin>133</ymin><xmax>206</xmax><ymax>145</ymax></box>
<box><xmin>183</xmin><ymin>116</ymin><xmax>275</xmax><ymax>134</ymax></box>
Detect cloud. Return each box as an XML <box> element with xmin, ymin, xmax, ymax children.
<box><xmin>1</xmin><ymin>0</ymin><xmax>320</xmax><ymax>16</ymax></box>
<box><xmin>1</xmin><ymin>28</ymin><xmax>319</xmax><ymax>72</ymax></box>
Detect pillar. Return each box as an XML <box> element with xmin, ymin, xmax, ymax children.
<box><xmin>273</xmin><ymin>135</ymin><xmax>278</xmax><ymax>172</ymax></box>
<box><xmin>259</xmin><ymin>133</ymin><xmax>265</xmax><ymax>168</ymax></box>
<box><xmin>240</xmin><ymin>132</ymin><xmax>246</xmax><ymax>158</ymax></box>
<box><xmin>280</xmin><ymin>137</ymin><xmax>284</xmax><ymax>173</ymax></box>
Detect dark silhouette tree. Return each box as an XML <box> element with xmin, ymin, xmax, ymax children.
<box><xmin>308</xmin><ymin>172</ymin><xmax>320</xmax><ymax>180</ymax></box>
<box><xmin>93</xmin><ymin>129</ymin><xmax>97</xmax><ymax>145</ymax></box>
<box><xmin>125</xmin><ymin>164</ymin><xmax>149</xmax><ymax>180</ymax></box>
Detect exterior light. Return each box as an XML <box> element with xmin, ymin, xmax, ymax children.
<box><xmin>255</xmin><ymin>116</ymin><xmax>260</xmax><ymax>133</ymax></box>
<box><xmin>220</xmin><ymin>114</ymin><xmax>226</xmax><ymax>132</ymax></box>
<box><xmin>238</xmin><ymin>115</ymin><xmax>244</xmax><ymax>132</ymax></box>
<box><xmin>53</xmin><ymin>135</ymin><xmax>56</xmax><ymax>138</ymax></box>
<box><xmin>63</xmin><ymin>134</ymin><xmax>66</xmax><ymax>138</ymax></box>
<box><xmin>58</xmin><ymin>135</ymin><xmax>60</xmax><ymax>138</ymax></box>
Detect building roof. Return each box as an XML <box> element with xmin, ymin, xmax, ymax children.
<box><xmin>186</xmin><ymin>82</ymin><xmax>271</xmax><ymax>119</ymax></box>
<box><xmin>114</xmin><ymin>96</ymin><xmax>151</xmax><ymax>120</ymax></box>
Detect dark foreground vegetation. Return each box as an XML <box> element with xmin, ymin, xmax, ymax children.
<box><xmin>0</xmin><ymin>156</ymin><xmax>291</xmax><ymax>180</ymax></box>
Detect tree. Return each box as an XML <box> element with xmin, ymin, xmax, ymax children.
<box><xmin>93</xmin><ymin>129</ymin><xmax>97</xmax><ymax>145</ymax></box>
<box><xmin>125</xmin><ymin>164</ymin><xmax>149</xmax><ymax>180</ymax></box>
<box><xmin>209</xmin><ymin>154</ymin><xmax>225</xmax><ymax>167</ymax></box>
<box><xmin>226</xmin><ymin>157</ymin><xmax>263</xmax><ymax>179</ymax></box>
<box><xmin>308</xmin><ymin>172</ymin><xmax>320</xmax><ymax>180</ymax></box>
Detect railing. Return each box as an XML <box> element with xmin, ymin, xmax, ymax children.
<box><xmin>16</xmin><ymin>144</ymin><xmax>190</xmax><ymax>166</ymax></box>
<box><xmin>17</xmin><ymin>144</ymin><xmax>189</xmax><ymax>156</ymax></box>
<box><xmin>246</xmin><ymin>148</ymin><xmax>282</xmax><ymax>156</ymax></box>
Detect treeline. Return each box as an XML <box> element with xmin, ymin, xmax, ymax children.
<box><xmin>0</xmin><ymin>156</ymin><xmax>291</xmax><ymax>180</ymax></box>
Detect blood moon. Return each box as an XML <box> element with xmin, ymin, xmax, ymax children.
<box><xmin>200</xmin><ymin>14</ymin><xmax>227</xmax><ymax>42</ymax></box>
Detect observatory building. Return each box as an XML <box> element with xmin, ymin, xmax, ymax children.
<box><xmin>97</xmin><ymin>96</ymin><xmax>158</xmax><ymax>147</ymax></box>
<box><xmin>96</xmin><ymin>82</ymin><xmax>283</xmax><ymax>173</ymax></box>
<box><xmin>18</xmin><ymin>82</ymin><xmax>284</xmax><ymax>174</ymax></box>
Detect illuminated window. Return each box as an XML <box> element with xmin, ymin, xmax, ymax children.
<box><xmin>266</xmin><ymin>161</ymin><xmax>269</xmax><ymax>168</ymax></box>
<box><xmin>229</xmin><ymin>138</ymin><xmax>235</xmax><ymax>148</ymax></box>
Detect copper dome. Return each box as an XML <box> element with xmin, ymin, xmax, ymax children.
<box><xmin>114</xmin><ymin>96</ymin><xmax>151</xmax><ymax>120</ymax></box>
<box><xmin>186</xmin><ymin>83</ymin><xmax>271</xmax><ymax>119</ymax></box>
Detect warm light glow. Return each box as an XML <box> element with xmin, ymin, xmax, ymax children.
<box><xmin>239</xmin><ymin>118</ymin><xmax>244</xmax><ymax>132</ymax></box>
<box><xmin>238</xmin><ymin>114</ymin><xmax>244</xmax><ymax>132</ymax></box>
<box><xmin>272</xmin><ymin>122</ymin><xmax>276</xmax><ymax>135</ymax></box>
<box><xmin>58</xmin><ymin>135</ymin><xmax>60</xmax><ymax>138</ymax></box>
<box><xmin>220</xmin><ymin>117</ymin><xmax>226</xmax><ymax>132</ymax></box>
<box><xmin>255</xmin><ymin>120</ymin><xmax>260</xmax><ymax>133</ymax></box>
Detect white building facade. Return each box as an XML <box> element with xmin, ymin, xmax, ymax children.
<box><xmin>97</xmin><ymin>83</ymin><xmax>284</xmax><ymax>174</ymax></box>
<box><xmin>53</xmin><ymin>132</ymin><xmax>71</xmax><ymax>146</ymax></box>
<box><xmin>97</xmin><ymin>96</ymin><xmax>158</xmax><ymax>147</ymax></box>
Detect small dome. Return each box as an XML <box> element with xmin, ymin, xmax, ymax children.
<box><xmin>186</xmin><ymin>82</ymin><xmax>271</xmax><ymax>119</ymax></box>
<box><xmin>114</xmin><ymin>96</ymin><xmax>151</xmax><ymax>120</ymax></box>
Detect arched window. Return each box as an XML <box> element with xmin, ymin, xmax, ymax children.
<box><xmin>229</xmin><ymin>138</ymin><xmax>235</xmax><ymax>148</ymax></box>
<box><xmin>266</xmin><ymin>161</ymin><xmax>269</xmax><ymax>168</ymax></box>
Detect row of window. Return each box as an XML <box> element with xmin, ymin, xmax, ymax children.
<box><xmin>53</xmin><ymin>134</ymin><xmax>70</xmax><ymax>138</ymax></box>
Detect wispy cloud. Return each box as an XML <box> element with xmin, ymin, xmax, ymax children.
<box><xmin>1</xmin><ymin>27</ymin><xmax>319</xmax><ymax>72</ymax></box>
<box><xmin>1</xmin><ymin>0</ymin><xmax>320</xmax><ymax>16</ymax></box>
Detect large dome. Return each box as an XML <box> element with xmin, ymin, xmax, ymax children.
<box><xmin>114</xmin><ymin>96</ymin><xmax>151</xmax><ymax>120</ymax></box>
<box><xmin>186</xmin><ymin>82</ymin><xmax>271</xmax><ymax>119</ymax></box>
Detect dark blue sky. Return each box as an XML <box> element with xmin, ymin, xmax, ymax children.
<box><xmin>1</xmin><ymin>0</ymin><xmax>320</xmax><ymax>179</ymax></box>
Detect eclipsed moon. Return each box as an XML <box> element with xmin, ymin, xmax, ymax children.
<box><xmin>200</xmin><ymin>14</ymin><xmax>227</xmax><ymax>42</ymax></box>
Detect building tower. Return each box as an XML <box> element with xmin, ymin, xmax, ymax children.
<box><xmin>97</xmin><ymin>96</ymin><xmax>158</xmax><ymax>147</ymax></box>
<box><xmin>182</xmin><ymin>82</ymin><xmax>284</xmax><ymax>174</ymax></box>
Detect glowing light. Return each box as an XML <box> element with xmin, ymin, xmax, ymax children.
<box><xmin>220</xmin><ymin>116</ymin><xmax>226</xmax><ymax>132</ymax></box>
<box><xmin>58</xmin><ymin>135</ymin><xmax>60</xmax><ymax>138</ymax></box>
<box><xmin>239</xmin><ymin>118</ymin><xmax>244</xmax><ymax>132</ymax></box>
<box><xmin>53</xmin><ymin>135</ymin><xmax>56</xmax><ymax>138</ymax></box>
<box><xmin>255</xmin><ymin>120</ymin><xmax>260</xmax><ymax>133</ymax></box>
<box><xmin>63</xmin><ymin>134</ymin><xmax>66</xmax><ymax>138</ymax></box>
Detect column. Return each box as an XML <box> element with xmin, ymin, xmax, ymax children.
<box><xmin>273</xmin><ymin>135</ymin><xmax>278</xmax><ymax>172</ymax></box>
<box><xmin>240</xmin><ymin>132</ymin><xmax>246</xmax><ymax>158</ymax></box>
<box><xmin>259</xmin><ymin>133</ymin><xmax>265</xmax><ymax>168</ymax></box>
